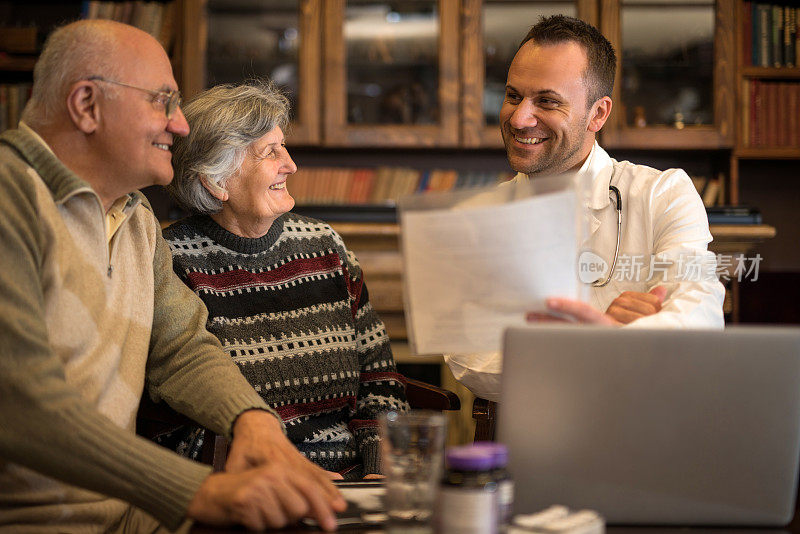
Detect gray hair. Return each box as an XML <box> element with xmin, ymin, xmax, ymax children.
<box><xmin>168</xmin><ymin>81</ymin><xmax>290</xmax><ymax>214</ymax></box>
<box><xmin>21</xmin><ymin>19</ymin><xmax>123</xmax><ymax>128</ymax></box>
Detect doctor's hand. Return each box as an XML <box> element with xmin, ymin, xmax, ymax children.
<box><xmin>604</xmin><ymin>285</ymin><xmax>667</xmax><ymax>324</ymax></box>
<box><xmin>527</xmin><ymin>286</ymin><xmax>667</xmax><ymax>326</ymax></box>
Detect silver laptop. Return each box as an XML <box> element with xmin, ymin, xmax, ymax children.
<box><xmin>497</xmin><ymin>325</ymin><xmax>800</xmax><ymax>526</ymax></box>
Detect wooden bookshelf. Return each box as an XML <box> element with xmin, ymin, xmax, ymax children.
<box><xmin>0</xmin><ymin>55</ymin><xmax>36</xmax><ymax>72</ymax></box>
<box><xmin>730</xmin><ymin>1</ymin><xmax>800</xmax><ymax>203</ymax></box>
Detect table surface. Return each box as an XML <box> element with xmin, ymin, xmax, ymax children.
<box><xmin>190</xmin><ymin>512</ymin><xmax>800</xmax><ymax>533</ymax></box>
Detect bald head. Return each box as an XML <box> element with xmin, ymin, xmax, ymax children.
<box><xmin>21</xmin><ymin>20</ymin><xmax>160</xmax><ymax>128</ymax></box>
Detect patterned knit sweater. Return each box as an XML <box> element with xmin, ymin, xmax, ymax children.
<box><xmin>161</xmin><ymin>213</ymin><xmax>409</xmax><ymax>477</ymax></box>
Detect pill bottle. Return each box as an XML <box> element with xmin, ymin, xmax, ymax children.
<box><xmin>473</xmin><ymin>442</ymin><xmax>515</xmax><ymax>528</ymax></box>
<box><xmin>437</xmin><ymin>445</ymin><xmax>497</xmax><ymax>534</ymax></box>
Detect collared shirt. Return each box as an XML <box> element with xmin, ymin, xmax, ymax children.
<box><xmin>106</xmin><ymin>196</ymin><xmax>132</xmax><ymax>242</ymax></box>
<box><xmin>19</xmin><ymin>121</ymin><xmax>131</xmax><ymax>244</ymax></box>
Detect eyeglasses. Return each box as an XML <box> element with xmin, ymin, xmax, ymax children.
<box><xmin>87</xmin><ymin>76</ymin><xmax>182</xmax><ymax>119</ymax></box>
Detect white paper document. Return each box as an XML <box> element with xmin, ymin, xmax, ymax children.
<box><xmin>399</xmin><ymin>178</ymin><xmax>585</xmax><ymax>355</ymax></box>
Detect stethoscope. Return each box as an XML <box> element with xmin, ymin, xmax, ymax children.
<box><xmin>591</xmin><ymin>185</ymin><xmax>622</xmax><ymax>287</ymax></box>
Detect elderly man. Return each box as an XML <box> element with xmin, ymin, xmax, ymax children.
<box><xmin>0</xmin><ymin>20</ymin><xmax>344</xmax><ymax>533</ymax></box>
<box><xmin>445</xmin><ymin>15</ymin><xmax>725</xmax><ymax>401</ymax></box>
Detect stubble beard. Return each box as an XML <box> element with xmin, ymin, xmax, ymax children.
<box><xmin>503</xmin><ymin>113</ymin><xmax>590</xmax><ymax>177</ymax></box>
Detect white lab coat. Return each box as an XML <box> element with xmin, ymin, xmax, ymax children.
<box><xmin>444</xmin><ymin>142</ymin><xmax>726</xmax><ymax>401</ymax></box>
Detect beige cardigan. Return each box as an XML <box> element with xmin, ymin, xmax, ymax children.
<box><xmin>0</xmin><ymin>128</ymin><xmax>272</xmax><ymax>531</ymax></box>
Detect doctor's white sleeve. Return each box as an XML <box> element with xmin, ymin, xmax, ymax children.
<box><xmin>626</xmin><ymin>169</ymin><xmax>725</xmax><ymax>329</ymax></box>
<box><xmin>443</xmin><ymin>351</ymin><xmax>502</xmax><ymax>402</ymax></box>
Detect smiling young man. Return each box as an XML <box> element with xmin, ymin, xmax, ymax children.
<box><xmin>444</xmin><ymin>15</ymin><xmax>725</xmax><ymax>402</ymax></box>
<box><xmin>0</xmin><ymin>19</ymin><xmax>344</xmax><ymax>533</ymax></box>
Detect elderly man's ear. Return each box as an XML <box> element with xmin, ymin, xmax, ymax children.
<box><xmin>201</xmin><ymin>176</ymin><xmax>229</xmax><ymax>202</ymax></box>
<box><xmin>66</xmin><ymin>81</ymin><xmax>101</xmax><ymax>134</ymax></box>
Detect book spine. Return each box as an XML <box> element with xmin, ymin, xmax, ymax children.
<box><xmin>360</xmin><ymin>169</ymin><xmax>376</xmax><ymax>203</ymax></box>
<box><xmin>784</xmin><ymin>6</ymin><xmax>795</xmax><ymax>67</ymax></box>
<box><xmin>758</xmin><ymin>4</ymin><xmax>771</xmax><ymax>67</ymax></box>
<box><xmin>702</xmin><ymin>178</ymin><xmax>720</xmax><ymax>207</ymax></box>
<box><xmin>744</xmin><ymin>1</ymin><xmax>753</xmax><ymax>66</ymax></box>
<box><xmin>772</xmin><ymin>4</ymin><xmax>784</xmax><ymax>67</ymax></box>
<box><xmin>753</xmin><ymin>2</ymin><xmax>761</xmax><ymax>66</ymax></box>
<box><xmin>767</xmin><ymin>81</ymin><xmax>778</xmax><ymax>146</ymax></box>
<box><xmin>289</xmin><ymin>168</ymin><xmax>306</xmax><ymax>205</ymax></box>
<box><xmin>752</xmin><ymin>79</ymin><xmax>761</xmax><ymax>146</ymax></box>
<box><xmin>789</xmin><ymin>82</ymin><xmax>799</xmax><ymax>147</ymax></box>
<box><xmin>743</xmin><ymin>79</ymin><xmax>750</xmax><ymax>147</ymax></box>
<box><xmin>416</xmin><ymin>170</ymin><xmax>430</xmax><ymax>193</ymax></box>
<box><xmin>796</xmin><ymin>7</ymin><xmax>800</xmax><ymax>67</ymax></box>
<box><xmin>778</xmin><ymin>82</ymin><xmax>788</xmax><ymax>146</ymax></box>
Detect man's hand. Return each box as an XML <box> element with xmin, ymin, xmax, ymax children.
<box><xmin>187</xmin><ymin>467</ymin><xmax>340</xmax><ymax>531</ymax></box>
<box><xmin>604</xmin><ymin>286</ymin><xmax>667</xmax><ymax>324</ymax></box>
<box><xmin>220</xmin><ymin>410</ymin><xmax>346</xmax><ymax>528</ymax></box>
<box><xmin>527</xmin><ymin>286</ymin><xmax>667</xmax><ymax>325</ymax></box>
<box><xmin>363</xmin><ymin>474</ymin><xmax>385</xmax><ymax>480</ymax></box>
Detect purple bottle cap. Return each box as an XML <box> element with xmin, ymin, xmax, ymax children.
<box><xmin>472</xmin><ymin>442</ymin><xmax>509</xmax><ymax>467</ymax></box>
<box><xmin>446</xmin><ymin>445</ymin><xmax>495</xmax><ymax>471</ymax></box>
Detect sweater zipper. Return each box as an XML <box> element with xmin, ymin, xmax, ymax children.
<box><xmin>60</xmin><ymin>188</ymin><xmax>129</xmax><ymax>278</ymax></box>
<box><xmin>104</xmin><ymin>208</ymin><xmax>113</xmax><ymax>278</ymax></box>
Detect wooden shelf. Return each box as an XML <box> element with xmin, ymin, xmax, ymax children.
<box><xmin>710</xmin><ymin>224</ymin><xmax>776</xmax><ymax>240</ymax></box>
<box><xmin>0</xmin><ymin>55</ymin><xmax>36</xmax><ymax>72</ymax></box>
<box><xmin>709</xmin><ymin>224</ymin><xmax>776</xmax><ymax>255</ymax></box>
<box><xmin>391</xmin><ymin>342</ymin><xmax>442</xmax><ymax>364</ymax></box>
<box><xmin>329</xmin><ymin>221</ymin><xmax>400</xmax><ymax>238</ymax></box>
<box><xmin>601</xmin><ymin>126</ymin><xmax>731</xmax><ymax>150</ymax></box>
<box><xmin>734</xmin><ymin>147</ymin><xmax>800</xmax><ymax>159</ymax></box>
<box><xmin>741</xmin><ymin>66</ymin><xmax>800</xmax><ymax>79</ymax></box>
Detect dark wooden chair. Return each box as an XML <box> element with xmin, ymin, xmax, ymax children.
<box><xmin>405</xmin><ymin>377</ymin><xmax>460</xmax><ymax>412</ymax></box>
<box><xmin>137</xmin><ymin>377</ymin><xmax>461</xmax><ymax>471</ymax></box>
<box><xmin>472</xmin><ymin>397</ymin><xmax>498</xmax><ymax>442</ymax></box>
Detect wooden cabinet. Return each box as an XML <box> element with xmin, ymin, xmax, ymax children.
<box><xmin>322</xmin><ymin>0</ymin><xmax>460</xmax><ymax>147</ymax></box>
<box><xmin>178</xmin><ymin>0</ymin><xmax>322</xmax><ymax>145</ymax></box>
<box><xmin>460</xmin><ymin>0</ymin><xmax>596</xmax><ymax>147</ymax></box>
<box><xmin>599</xmin><ymin>0</ymin><xmax>736</xmax><ymax>150</ymax></box>
<box><xmin>179</xmin><ymin>0</ymin><xmax>606</xmax><ymax>148</ymax></box>
<box><xmin>176</xmin><ymin>0</ymin><xmax>748</xmax><ymax>154</ymax></box>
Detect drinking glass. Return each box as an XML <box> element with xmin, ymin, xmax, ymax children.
<box><xmin>379</xmin><ymin>410</ymin><xmax>447</xmax><ymax>533</ymax></box>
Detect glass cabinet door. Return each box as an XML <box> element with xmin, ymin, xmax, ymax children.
<box><xmin>323</xmin><ymin>0</ymin><xmax>459</xmax><ymax>146</ymax></box>
<box><xmin>600</xmin><ymin>0</ymin><xmax>735</xmax><ymax>149</ymax></box>
<box><xmin>179</xmin><ymin>0</ymin><xmax>321</xmax><ymax>145</ymax></box>
<box><xmin>461</xmin><ymin>0</ymin><xmax>590</xmax><ymax>147</ymax></box>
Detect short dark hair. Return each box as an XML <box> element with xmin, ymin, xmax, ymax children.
<box><xmin>518</xmin><ymin>15</ymin><xmax>616</xmax><ymax>107</ymax></box>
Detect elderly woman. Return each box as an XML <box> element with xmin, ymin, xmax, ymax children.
<box><xmin>158</xmin><ymin>82</ymin><xmax>408</xmax><ymax>480</ymax></box>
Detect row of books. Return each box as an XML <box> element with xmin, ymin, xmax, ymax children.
<box><xmin>82</xmin><ymin>1</ymin><xmax>176</xmax><ymax>50</ymax></box>
<box><xmin>0</xmin><ymin>83</ymin><xmax>31</xmax><ymax>133</ymax></box>
<box><xmin>690</xmin><ymin>176</ymin><xmax>726</xmax><ymax>208</ymax></box>
<box><xmin>742</xmin><ymin>79</ymin><xmax>800</xmax><ymax>147</ymax></box>
<box><xmin>743</xmin><ymin>2</ymin><xmax>799</xmax><ymax>68</ymax></box>
<box><xmin>290</xmin><ymin>167</ymin><xmax>514</xmax><ymax>206</ymax></box>
<box><xmin>706</xmin><ymin>206</ymin><xmax>762</xmax><ymax>225</ymax></box>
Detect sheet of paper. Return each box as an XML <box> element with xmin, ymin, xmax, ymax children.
<box><xmin>401</xmin><ymin>185</ymin><xmax>582</xmax><ymax>355</ymax></box>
